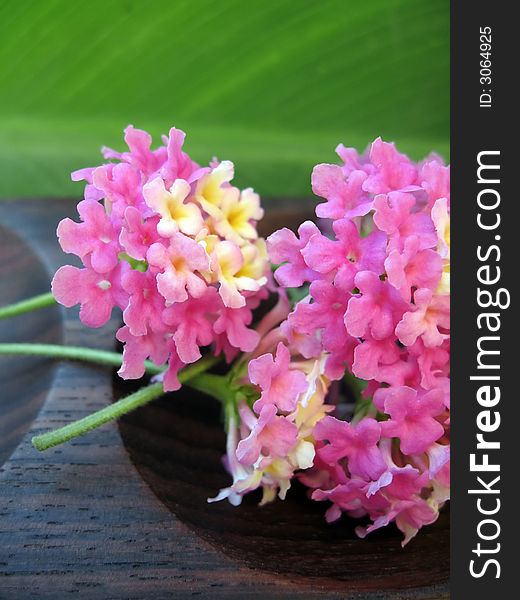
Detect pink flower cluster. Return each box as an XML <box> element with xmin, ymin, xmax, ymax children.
<box><xmin>211</xmin><ymin>344</ymin><xmax>334</xmax><ymax>506</ymax></box>
<box><xmin>51</xmin><ymin>126</ymin><xmax>449</xmax><ymax>545</ymax></box>
<box><xmin>250</xmin><ymin>138</ymin><xmax>450</xmax><ymax>544</ymax></box>
<box><xmin>52</xmin><ymin>126</ymin><xmax>269</xmax><ymax>390</ymax></box>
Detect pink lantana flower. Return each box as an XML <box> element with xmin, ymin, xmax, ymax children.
<box><xmin>54</xmin><ymin>125</ymin><xmax>269</xmax><ymax>385</ymax></box>
<box><xmin>312</xmin><ymin>479</ymin><xmax>380</xmax><ymax>523</ymax></box>
<box><xmin>119</xmin><ymin>207</ymin><xmax>160</xmax><ymax>261</ymax></box>
<box><xmin>57</xmin><ymin>200</ymin><xmax>120</xmax><ymax>274</ymax></box>
<box><xmin>92</xmin><ymin>163</ymin><xmax>145</xmax><ymax>222</ymax></box>
<box><xmin>208</xmin><ymin>412</ymin><xmax>263</xmax><ymax>507</ymax></box>
<box><xmin>143</xmin><ymin>177</ymin><xmax>204</xmax><ymax>237</ymax></box>
<box><xmin>375</xmin><ymin>386</ymin><xmax>446</xmax><ymax>455</ymax></box>
<box><xmin>236</xmin><ymin>404</ymin><xmax>298</xmax><ymax>468</ymax></box>
<box><xmin>357</xmin><ymin>497</ymin><xmax>438</xmax><ymax>547</ymax></box>
<box><xmin>162</xmin><ymin>287</ymin><xmax>217</xmax><ymax>364</ymax></box>
<box><xmin>352</xmin><ymin>336</ymin><xmax>401</xmax><ymax>381</ymax></box>
<box><xmin>385</xmin><ymin>236</ymin><xmax>442</xmax><ymax>302</ymax></box>
<box><xmin>194</xmin><ymin>160</ymin><xmax>235</xmax><ymax>218</ymax></box>
<box><xmin>373</xmin><ymin>191</ymin><xmax>437</xmax><ymax>252</ymax></box>
<box><xmin>52</xmin><ymin>260</ymin><xmax>126</xmax><ymax>328</ymax></box>
<box><xmin>265</xmin><ymin>137</ymin><xmax>450</xmax><ymax>543</ymax></box>
<box><xmin>210</xmin><ymin>240</ymin><xmax>264</xmax><ymax>309</ymax></box>
<box><xmin>396</xmin><ymin>288</ymin><xmax>450</xmax><ymax>348</ymax></box>
<box><xmin>116</xmin><ymin>325</ymin><xmax>169</xmax><ymax>380</ymax></box>
<box><xmin>249</xmin><ymin>342</ymin><xmax>308</xmax><ymax>413</ymax></box>
<box><xmin>362</xmin><ymin>137</ymin><xmax>418</xmax><ymax>194</ymax></box>
<box><xmin>312</xmin><ymin>164</ymin><xmax>371</xmax><ymax>220</ymax></box>
<box><xmin>147</xmin><ymin>235</ymin><xmax>208</xmax><ymax>304</ymax></box>
<box><xmin>211</xmin><ymin>353</ymin><xmax>333</xmax><ymax>506</ymax></box>
<box><xmin>344</xmin><ymin>270</ymin><xmax>408</xmax><ymax>340</ymax></box>
<box><xmin>213</xmin><ymin>304</ymin><xmax>260</xmax><ymax>357</ymax></box>
<box><xmin>160</xmin><ymin>127</ymin><xmax>200</xmax><ymax>185</ymax></box>
<box><xmin>121</xmin><ymin>268</ymin><xmax>166</xmax><ymax>336</ymax></box>
<box><xmin>289</xmin><ymin>280</ymin><xmax>352</xmax><ymax>353</ymax></box>
<box><xmin>102</xmin><ymin>124</ymin><xmax>166</xmax><ymax>176</ymax></box>
<box><xmin>280</xmin><ymin>307</ymin><xmax>322</xmax><ymax>360</ymax></box>
<box><xmin>213</xmin><ymin>187</ymin><xmax>264</xmax><ymax>245</ymax></box>
<box><xmin>412</xmin><ymin>338</ymin><xmax>450</xmax><ymax>390</ymax></box>
<box><xmin>431</xmin><ymin>197</ymin><xmax>451</xmax><ymax>294</ymax></box>
<box><xmin>302</xmin><ymin>218</ymin><xmax>386</xmax><ymax>287</ymax></box>
<box><xmin>71</xmin><ymin>167</ymin><xmax>104</xmax><ymax>202</ymax></box>
<box><xmin>420</xmin><ymin>159</ymin><xmax>450</xmax><ymax>210</ymax></box>
<box><xmin>314</xmin><ymin>416</ymin><xmax>386</xmax><ymax>481</ymax></box>
<box><xmin>266</xmin><ymin>221</ymin><xmax>321</xmax><ymax>288</ymax></box>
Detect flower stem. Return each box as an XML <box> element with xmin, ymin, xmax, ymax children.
<box><xmin>0</xmin><ymin>292</ymin><xmax>56</xmax><ymax>320</ymax></box>
<box><xmin>0</xmin><ymin>343</ymin><xmax>163</xmax><ymax>374</ymax></box>
<box><xmin>32</xmin><ymin>382</ymin><xmax>165</xmax><ymax>451</ymax></box>
<box><xmin>185</xmin><ymin>372</ymin><xmax>240</xmax><ymax>432</ymax></box>
<box><xmin>184</xmin><ymin>372</ymin><xmax>232</xmax><ymax>405</ymax></box>
<box><xmin>30</xmin><ymin>353</ymin><xmax>221</xmax><ymax>451</ymax></box>
<box><xmin>344</xmin><ymin>370</ymin><xmax>368</xmax><ymax>401</ymax></box>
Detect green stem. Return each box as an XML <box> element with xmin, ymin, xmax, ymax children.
<box><xmin>0</xmin><ymin>343</ymin><xmax>163</xmax><ymax>375</ymax></box>
<box><xmin>351</xmin><ymin>397</ymin><xmax>376</xmax><ymax>425</ymax></box>
<box><xmin>344</xmin><ymin>370</ymin><xmax>367</xmax><ymax>401</ymax></box>
<box><xmin>31</xmin><ymin>353</ymin><xmax>220</xmax><ymax>451</ymax></box>
<box><xmin>177</xmin><ymin>355</ymin><xmax>221</xmax><ymax>383</ymax></box>
<box><xmin>185</xmin><ymin>372</ymin><xmax>232</xmax><ymax>405</ymax></box>
<box><xmin>186</xmin><ymin>372</ymin><xmax>240</xmax><ymax>432</ymax></box>
<box><xmin>32</xmin><ymin>382</ymin><xmax>165</xmax><ymax>451</ymax></box>
<box><xmin>0</xmin><ymin>292</ymin><xmax>56</xmax><ymax>320</ymax></box>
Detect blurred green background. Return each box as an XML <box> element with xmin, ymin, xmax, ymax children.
<box><xmin>0</xmin><ymin>0</ymin><xmax>449</xmax><ymax>199</ymax></box>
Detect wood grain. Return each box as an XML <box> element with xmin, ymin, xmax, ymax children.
<box><xmin>0</xmin><ymin>225</ymin><xmax>63</xmax><ymax>465</ymax></box>
<box><xmin>0</xmin><ymin>199</ymin><xmax>449</xmax><ymax>599</ymax></box>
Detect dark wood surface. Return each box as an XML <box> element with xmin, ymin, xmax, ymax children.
<box><xmin>0</xmin><ymin>199</ymin><xmax>449</xmax><ymax>599</ymax></box>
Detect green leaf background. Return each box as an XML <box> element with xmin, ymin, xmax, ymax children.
<box><xmin>0</xmin><ymin>0</ymin><xmax>449</xmax><ymax>199</ymax></box>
